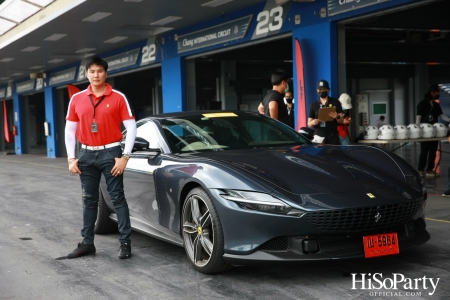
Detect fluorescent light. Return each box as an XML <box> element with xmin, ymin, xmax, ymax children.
<box><xmin>151</xmin><ymin>16</ymin><xmax>182</xmax><ymax>26</ymax></box>
<box><xmin>124</xmin><ymin>0</ymin><xmax>143</xmax><ymax>2</ymax></box>
<box><xmin>0</xmin><ymin>18</ymin><xmax>16</xmax><ymax>35</ymax></box>
<box><xmin>152</xmin><ymin>27</ymin><xmax>173</xmax><ymax>35</ymax></box>
<box><xmin>82</xmin><ymin>12</ymin><xmax>112</xmax><ymax>22</ymax></box>
<box><xmin>10</xmin><ymin>73</ymin><xmax>23</xmax><ymax>76</ymax></box>
<box><xmin>83</xmin><ymin>53</ymin><xmax>95</xmax><ymax>58</ymax></box>
<box><xmin>27</xmin><ymin>0</ymin><xmax>55</xmax><ymax>6</ymax></box>
<box><xmin>202</xmin><ymin>0</ymin><xmax>234</xmax><ymax>8</ymax></box>
<box><xmin>0</xmin><ymin>77</ymin><xmax>10</xmax><ymax>80</ymax></box>
<box><xmin>21</xmin><ymin>46</ymin><xmax>40</xmax><ymax>52</ymax></box>
<box><xmin>0</xmin><ymin>57</ymin><xmax>14</xmax><ymax>62</ymax></box>
<box><xmin>275</xmin><ymin>0</ymin><xmax>290</xmax><ymax>5</ymax></box>
<box><xmin>44</xmin><ymin>33</ymin><xmax>67</xmax><ymax>41</ymax></box>
<box><xmin>47</xmin><ymin>58</ymin><xmax>65</xmax><ymax>63</ymax></box>
<box><xmin>104</xmin><ymin>36</ymin><xmax>128</xmax><ymax>43</ymax></box>
<box><xmin>75</xmin><ymin>48</ymin><xmax>96</xmax><ymax>53</ymax></box>
<box><xmin>0</xmin><ymin>0</ymin><xmax>41</xmax><ymax>23</ymax></box>
<box><xmin>30</xmin><ymin>65</ymin><xmax>44</xmax><ymax>69</ymax></box>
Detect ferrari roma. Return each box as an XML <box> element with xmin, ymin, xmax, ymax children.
<box><xmin>96</xmin><ymin>111</ymin><xmax>430</xmax><ymax>273</ymax></box>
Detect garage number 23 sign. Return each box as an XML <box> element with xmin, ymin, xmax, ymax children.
<box><xmin>252</xmin><ymin>0</ymin><xmax>291</xmax><ymax>40</ymax></box>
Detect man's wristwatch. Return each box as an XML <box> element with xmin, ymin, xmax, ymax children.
<box><xmin>122</xmin><ymin>153</ymin><xmax>131</xmax><ymax>160</ymax></box>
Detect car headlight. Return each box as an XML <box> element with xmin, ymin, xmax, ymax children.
<box><xmin>220</xmin><ymin>190</ymin><xmax>305</xmax><ymax>216</ymax></box>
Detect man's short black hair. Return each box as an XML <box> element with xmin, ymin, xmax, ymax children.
<box><xmin>380</xmin><ymin>116</ymin><xmax>385</xmax><ymax>120</ymax></box>
<box><xmin>271</xmin><ymin>69</ymin><xmax>289</xmax><ymax>86</ymax></box>
<box><xmin>428</xmin><ymin>84</ymin><xmax>439</xmax><ymax>93</ymax></box>
<box><xmin>85</xmin><ymin>56</ymin><xmax>108</xmax><ymax>72</ymax></box>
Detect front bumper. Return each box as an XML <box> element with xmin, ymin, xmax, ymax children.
<box><xmin>222</xmin><ymin>224</ymin><xmax>430</xmax><ymax>265</ymax></box>
<box><xmin>209</xmin><ymin>189</ymin><xmax>428</xmax><ymax>256</ymax></box>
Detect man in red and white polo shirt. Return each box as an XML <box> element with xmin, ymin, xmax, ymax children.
<box><xmin>65</xmin><ymin>56</ymin><xmax>136</xmax><ymax>259</ymax></box>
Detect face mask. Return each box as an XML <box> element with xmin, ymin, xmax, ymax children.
<box><xmin>318</xmin><ymin>91</ymin><xmax>328</xmax><ymax>98</ymax></box>
<box><xmin>285</xmin><ymin>98</ymin><xmax>293</xmax><ymax>104</ymax></box>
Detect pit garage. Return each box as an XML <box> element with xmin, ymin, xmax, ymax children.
<box><xmin>341</xmin><ymin>0</ymin><xmax>450</xmax><ymax>136</ymax></box>
<box><xmin>186</xmin><ymin>36</ymin><xmax>292</xmax><ymax>113</ymax></box>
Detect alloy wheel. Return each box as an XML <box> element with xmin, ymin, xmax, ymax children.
<box><xmin>182</xmin><ymin>194</ymin><xmax>214</xmax><ymax>267</ymax></box>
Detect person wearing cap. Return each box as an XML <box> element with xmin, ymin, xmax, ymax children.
<box><xmin>416</xmin><ymin>84</ymin><xmax>450</xmax><ymax>177</ymax></box>
<box><xmin>64</xmin><ymin>56</ymin><xmax>136</xmax><ymax>259</ymax></box>
<box><xmin>307</xmin><ymin>79</ymin><xmax>344</xmax><ymax>145</ymax></box>
<box><xmin>337</xmin><ymin>93</ymin><xmax>353</xmax><ymax>145</ymax></box>
<box><xmin>258</xmin><ymin>69</ymin><xmax>293</xmax><ymax>127</ymax></box>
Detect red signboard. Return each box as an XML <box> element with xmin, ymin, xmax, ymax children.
<box><xmin>295</xmin><ymin>39</ymin><xmax>306</xmax><ymax>130</ymax></box>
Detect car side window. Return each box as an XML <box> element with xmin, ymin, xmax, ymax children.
<box><xmin>242</xmin><ymin>119</ymin><xmax>290</xmax><ymax>142</ymax></box>
<box><xmin>122</xmin><ymin>120</ymin><xmax>160</xmax><ymax>150</ymax></box>
<box><xmin>137</xmin><ymin>121</ymin><xmax>161</xmax><ymax>149</ymax></box>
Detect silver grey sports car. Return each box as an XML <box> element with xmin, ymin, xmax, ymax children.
<box><xmin>96</xmin><ymin>111</ymin><xmax>429</xmax><ymax>273</ymax></box>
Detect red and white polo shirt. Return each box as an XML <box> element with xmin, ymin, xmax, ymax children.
<box><xmin>66</xmin><ymin>83</ymin><xmax>134</xmax><ymax>146</ymax></box>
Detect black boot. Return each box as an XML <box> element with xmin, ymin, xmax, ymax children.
<box><xmin>67</xmin><ymin>243</ymin><xmax>96</xmax><ymax>258</ymax></box>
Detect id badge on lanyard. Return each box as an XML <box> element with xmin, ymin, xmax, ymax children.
<box><xmin>90</xmin><ymin>95</ymin><xmax>106</xmax><ymax>133</ymax></box>
<box><xmin>91</xmin><ymin>122</ymin><xmax>98</xmax><ymax>132</ymax></box>
<box><xmin>319</xmin><ymin>101</ymin><xmax>327</xmax><ymax>127</ymax></box>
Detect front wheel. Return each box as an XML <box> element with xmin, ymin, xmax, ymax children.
<box><xmin>181</xmin><ymin>187</ymin><xmax>231</xmax><ymax>273</ymax></box>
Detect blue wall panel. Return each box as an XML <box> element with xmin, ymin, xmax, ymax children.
<box><xmin>292</xmin><ymin>21</ymin><xmax>338</xmax><ymax>118</ymax></box>
<box><xmin>13</xmin><ymin>93</ymin><xmax>24</xmax><ymax>154</ymax></box>
<box><xmin>161</xmin><ymin>57</ymin><xmax>186</xmax><ymax>113</ymax></box>
<box><xmin>44</xmin><ymin>86</ymin><xmax>57</xmax><ymax>158</ymax></box>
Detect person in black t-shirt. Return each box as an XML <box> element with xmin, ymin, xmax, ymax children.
<box><xmin>258</xmin><ymin>70</ymin><xmax>291</xmax><ymax>127</ymax></box>
<box><xmin>307</xmin><ymin>79</ymin><xmax>343</xmax><ymax>145</ymax></box>
<box><xmin>416</xmin><ymin>84</ymin><xmax>450</xmax><ymax>177</ymax></box>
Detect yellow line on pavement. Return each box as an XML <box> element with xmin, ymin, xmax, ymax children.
<box><xmin>426</xmin><ymin>218</ymin><xmax>450</xmax><ymax>224</ymax></box>
<box><xmin>0</xmin><ymin>158</ymin><xmax>65</xmax><ymax>169</ymax></box>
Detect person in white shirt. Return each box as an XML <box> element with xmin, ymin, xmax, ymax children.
<box><xmin>375</xmin><ymin>115</ymin><xmax>385</xmax><ymax>128</ymax></box>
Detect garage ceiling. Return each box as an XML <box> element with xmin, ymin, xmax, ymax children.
<box><xmin>0</xmin><ymin>0</ymin><xmax>448</xmax><ymax>85</ymax></box>
<box><xmin>0</xmin><ymin>0</ymin><xmax>264</xmax><ymax>84</ymax></box>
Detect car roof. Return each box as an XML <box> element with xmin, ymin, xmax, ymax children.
<box><xmin>143</xmin><ymin>110</ymin><xmax>258</xmax><ymax>121</ymax></box>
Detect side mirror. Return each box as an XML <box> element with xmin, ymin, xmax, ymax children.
<box><xmin>133</xmin><ymin>137</ymin><xmax>150</xmax><ymax>152</ymax></box>
<box><xmin>121</xmin><ymin>137</ymin><xmax>161</xmax><ymax>157</ymax></box>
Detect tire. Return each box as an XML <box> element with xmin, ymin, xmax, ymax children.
<box><xmin>94</xmin><ymin>188</ymin><xmax>118</xmax><ymax>234</ymax></box>
<box><xmin>181</xmin><ymin>187</ymin><xmax>232</xmax><ymax>274</ymax></box>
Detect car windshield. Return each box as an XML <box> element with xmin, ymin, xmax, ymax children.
<box><xmin>158</xmin><ymin>112</ymin><xmax>310</xmax><ymax>153</ymax></box>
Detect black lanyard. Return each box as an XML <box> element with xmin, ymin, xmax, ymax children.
<box><xmin>89</xmin><ymin>95</ymin><xmax>106</xmax><ymax>121</ymax></box>
<box><xmin>319</xmin><ymin>100</ymin><xmax>328</xmax><ymax>108</ymax></box>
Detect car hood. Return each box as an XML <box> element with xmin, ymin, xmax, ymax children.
<box><xmin>190</xmin><ymin>145</ymin><xmax>421</xmax><ymax>198</ymax></box>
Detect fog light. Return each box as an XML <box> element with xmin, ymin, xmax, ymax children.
<box><xmin>302</xmin><ymin>238</ymin><xmax>319</xmax><ymax>254</ymax></box>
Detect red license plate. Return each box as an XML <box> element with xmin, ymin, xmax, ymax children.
<box><xmin>363</xmin><ymin>232</ymin><xmax>400</xmax><ymax>258</ymax></box>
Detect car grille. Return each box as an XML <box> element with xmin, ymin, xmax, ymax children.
<box><xmin>302</xmin><ymin>200</ymin><xmax>424</xmax><ymax>232</ymax></box>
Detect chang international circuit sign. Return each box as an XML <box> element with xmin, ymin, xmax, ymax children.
<box><xmin>328</xmin><ymin>0</ymin><xmax>390</xmax><ymax>16</ymax></box>
<box><xmin>49</xmin><ymin>67</ymin><xmax>77</xmax><ymax>85</ymax></box>
<box><xmin>177</xmin><ymin>15</ymin><xmax>252</xmax><ymax>53</ymax></box>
